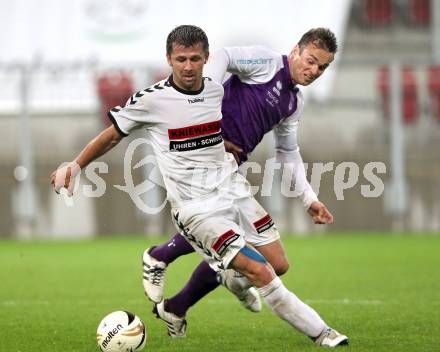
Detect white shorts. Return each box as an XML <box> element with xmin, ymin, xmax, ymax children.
<box><xmin>171</xmin><ymin>173</ymin><xmax>279</xmax><ymax>271</ymax></box>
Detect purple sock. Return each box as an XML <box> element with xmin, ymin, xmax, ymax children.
<box><xmin>165</xmin><ymin>260</ymin><xmax>220</xmax><ymax>317</ymax></box>
<box><xmin>149</xmin><ymin>233</ymin><xmax>194</xmax><ymax>265</ymax></box>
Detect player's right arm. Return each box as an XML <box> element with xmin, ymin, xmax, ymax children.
<box><xmin>51</xmin><ymin>87</ymin><xmax>151</xmax><ymax>195</ymax></box>
<box><xmin>50</xmin><ymin>125</ymin><xmax>124</xmax><ymax>195</ymax></box>
<box><xmin>75</xmin><ymin>125</ymin><xmax>124</xmax><ymax>169</ymax></box>
<box><xmin>274</xmin><ymin>119</ymin><xmax>333</xmax><ymax>225</ymax></box>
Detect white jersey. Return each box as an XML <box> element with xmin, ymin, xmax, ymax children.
<box><xmin>108</xmin><ymin>76</ymin><xmax>238</xmax><ymax>207</ymax></box>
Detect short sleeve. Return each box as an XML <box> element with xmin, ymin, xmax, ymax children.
<box><xmin>107</xmin><ymin>92</ymin><xmax>152</xmax><ymax>136</ymax></box>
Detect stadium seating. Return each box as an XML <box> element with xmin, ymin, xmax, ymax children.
<box><xmin>363</xmin><ymin>0</ymin><xmax>393</xmax><ymax>25</ymax></box>
<box><xmin>408</xmin><ymin>0</ymin><xmax>431</xmax><ymax>25</ymax></box>
<box><xmin>96</xmin><ymin>72</ymin><xmax>134</xmax><ymax>127</ymax></box>
<box><xmin>377</xmin><ymin>66</ymin><xmax>419</xmax><ymax>124</ymax></box>
<box><xmin>361</xmin><ymin>0</ymin><xmax>431</xmax><ymax>26</ymax></box>
<box><xmin>428</xmin><ymin>66</ymin><xmax>440</xmax><ymax>121</ymax></box>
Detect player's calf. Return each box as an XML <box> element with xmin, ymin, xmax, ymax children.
<box><xmin>273</xmin><ymin>261</ymin><xmax>289</xmax><ymax>276</ymax></box>
<box><xmin>231</xmin><ymin>249</ymin><xmax>336</xmax><ymax>342</ymax></box>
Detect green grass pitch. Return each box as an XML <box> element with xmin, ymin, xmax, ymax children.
<box><xmin>1</xmin><ymin>234</ymin><xmax>439</xmax><ymax>352</ymax></box>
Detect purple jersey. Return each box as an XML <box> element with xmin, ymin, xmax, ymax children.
<box><xmin>221</xmin><ymin>55</ymin><xmax>300</xmax><ymax>162</ymax></box>
<box><xmin>204</xmin><ymin>46</ymin><xmax>303</xmax><ymax>163</ymax></box>
<box><xmin>204</xmin><ymin>46</ymin><xmax>316</xmax><ymax>207</ymax></box>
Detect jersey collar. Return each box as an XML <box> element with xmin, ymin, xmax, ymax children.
<box><xmin>167</xmin><ymin>75</ymin><xmax>205</xmax><ymax>95</ymax></box>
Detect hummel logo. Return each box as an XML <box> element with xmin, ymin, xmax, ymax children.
<box><xmin>188</xmin><ymin>97</ymin><xmax>204</xmax><ymax>104</ymax></box>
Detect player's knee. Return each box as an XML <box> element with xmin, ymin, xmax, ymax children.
<box><xmin>245</xmin><ymin>263</ymin><xmax>273</xmax><ymax>284</ymax></box>
<box><xmin>274</xmin><ymin>261</ymin><xmax>290</xmax><ymax>276</ymax></box>
<box><xmin>232</xmin><ymin>247</ymin><xmax>275</xmax><ymax>286</ymax></box>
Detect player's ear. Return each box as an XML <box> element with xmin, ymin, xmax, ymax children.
<box><xmin>166</xmin><ymin>54</ymin><xmax>172</xmax><ymax>67</ymax></box>
<box><xmin>292</xmin><ymin>45</ymin><xmax>300</xmax><ymax>58</ymax></box>
<box><xmin>204</xmin><ymin>52</ymin><xmax>209</xmax><ymax>64</ymax></box>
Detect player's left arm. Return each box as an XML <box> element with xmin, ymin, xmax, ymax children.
<box><xmin>274</xmin><ymin>109</ymin><xmax>333</xmax><ymax>224</ymax></box>
<box><xmin>204</xmin><ymin>46</ymin><xmax>279</xmax><ymax>84</ymax></box>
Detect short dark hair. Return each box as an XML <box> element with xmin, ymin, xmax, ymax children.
<box><xmin>298</xmin><ymin>28</ymin><xmax>338</xmax><ymax>53</ymax></box>
<box><xmin>166</xmin><ymin>25</ymin><xmax>209</xmax><ymax>55</ymax></box>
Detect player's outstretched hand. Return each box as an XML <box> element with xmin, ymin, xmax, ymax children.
<box><xmin>307</xmin><ymin>201</ymin><xmax>334</xmax><ymax>224</ymax></box>
<box><xmin>50</xmin><ymin>162</ymin><xmax>80</xmax><ymax>197</ymax></box>
<box><xmin>223</xmin><ymin>139</ymin><xmax>243</xmax><ymax>164</ymax></box>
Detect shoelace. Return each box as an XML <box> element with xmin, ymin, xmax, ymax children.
<box><xmin>147</xmin><ymin>267</ymin><xmax>165</xmax><ymax>286</ymax></box>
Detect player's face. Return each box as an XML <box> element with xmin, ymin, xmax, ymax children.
<box><xmin>167</xmin><ymin>42</ymin><xmax>209</xmax><ymax>91</ymax></box>
<box><xmin>288</xmin><ymin>42</ymin><xmax>334</xmax><ymax>86</ymax></box>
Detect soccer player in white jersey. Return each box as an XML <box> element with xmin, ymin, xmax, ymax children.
<box><xmin>143</xmin><ymin>28</ymin><xmax>348</xmax><ymax>346</ymax></box>
<box><xmin>50</xmin><ymin>25</ymin><xmax>348</xmax><ymax>347</ymax></box>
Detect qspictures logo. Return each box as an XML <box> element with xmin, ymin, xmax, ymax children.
<box><xmin>45</xmin><ymin>138</ymin><xmax>387</xmax><ymax>214</ymax></box>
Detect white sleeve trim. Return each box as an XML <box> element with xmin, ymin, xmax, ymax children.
<box><xmin>108</xmin><ymin>108</ymin><xmax>129</xmax><ymax>136</ymax></box>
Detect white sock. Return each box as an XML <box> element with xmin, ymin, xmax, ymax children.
<box><xmin>257</xmin><ymin>277</ymin><xmax>327</xmax><ymax>338</ymax></box>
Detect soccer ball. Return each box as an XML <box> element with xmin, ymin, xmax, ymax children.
<box><xmin>96</xmin><ymin>311</ymin><xmax>147</xmax><ymax>352</ymax></box>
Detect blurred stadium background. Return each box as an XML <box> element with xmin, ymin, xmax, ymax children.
<box><xmin>1</xmin><ymin>0</ymin><xmax>439</xmax><ymax>239</ymax></box>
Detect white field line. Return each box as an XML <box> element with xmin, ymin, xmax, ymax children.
<box><xmin>0</xmin><ymin>299</ymin><xmax>144</xmax><ymax>306</ymax></box>
<box><xmin>1</xmin><ymin>297</ymin><xmax>383</xmax><ymax>307</ymax></box>
<box><xmin>205</xmin><ymin>298</ymin><xmax>384</xmax><ymax>305</ymax></box>
<box><xmin>306</xmin><ymin>298</ymin><xmax>383</xmax><ymax>305</ymax></box>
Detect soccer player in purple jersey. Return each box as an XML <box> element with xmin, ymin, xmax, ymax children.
<box><xmin>144</xmin><ymin>28</ymin><xmax>348</xmax><ymax>346</ymax></box>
